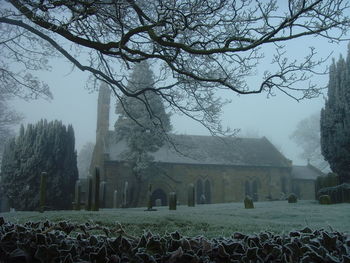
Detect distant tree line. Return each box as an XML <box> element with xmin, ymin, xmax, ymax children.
<box><xmin>1</xmin><ymin>120</ymin><xmax>78</xmax><ymax>211</ymax></box>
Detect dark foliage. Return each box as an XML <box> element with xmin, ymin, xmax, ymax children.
<box><xmin>321</xmin><ymin>45</ymin><xmax>350</xmax><ymax>183</ymax></box>
<box><xmin>315</xmin><ymin>172</ymin><xmax>339</xmax><ymax>199</ymax></box>
<box><xmin>318</xmin><ymin>184</ymin><xmax>350</xmax><ymax>204</ymax></box>
<box><xmin>1</xmin><ymin>218</ymin><xmax>350</xmax><ymax>263</ymax></box>
<box><xmin>288</xmin><ymin>194</ymin><xmax>298</xmax><ymax>203</ymax></box>
<box><xmin>0</xmin><ymin>120</ymin><xmax>78</xmax><ymax>211</ymax></box>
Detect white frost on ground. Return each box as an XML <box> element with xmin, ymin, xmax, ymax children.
<box><xmin>1</xmin><ymin>200</ymin><xmax>349</xmax><ymax>237</ymax></box>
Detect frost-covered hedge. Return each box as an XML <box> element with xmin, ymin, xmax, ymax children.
<box><xmin>1</xmin><ymin>217</ymin><xmax>350</xmax><ymax>262</ymax></box>
<box><xmin>318</xmin><ymin>183</ymin><xmax>350</xmax><ymax>204</ymax></box>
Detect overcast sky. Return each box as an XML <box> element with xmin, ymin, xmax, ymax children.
<box><xmin>11</xmin><ymin>37</ymin><xmax>348</xmax><ymax>166</ymax></box>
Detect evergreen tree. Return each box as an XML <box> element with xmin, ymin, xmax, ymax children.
<box><xmin>0</xmin><ymin>120</ymin><xmax>78</xmax><ymax>210</ymax></box>
<box><xmin>321</xmin><ymin>44</ymin><xmax>350</xmax><ymax>183</ymax></box>
<box><xmin>115</xmin><ymin>61</ymin><xmax>171</xmax><ymax>206</ymax></box>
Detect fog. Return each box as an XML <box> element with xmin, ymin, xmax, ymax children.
<box><xmin>12</xmin><ymin>40</ymin><xmax>348</xmax><ymax>166</ymax></box>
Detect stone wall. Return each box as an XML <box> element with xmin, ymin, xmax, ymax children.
<box><xmin>292</xmin><ymin>179</ymin><xmax>315</xmax><ymax>200</ymax></box>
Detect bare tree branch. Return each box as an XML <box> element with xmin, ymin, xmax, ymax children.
<box><xmin>0</xmin><ymin>0</ymin><xmax>349</xmax><ymax>135</ymax></box>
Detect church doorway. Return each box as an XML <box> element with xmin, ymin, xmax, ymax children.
<box><xmin>151</xmin><ymin>188</ymin><xmax>167</xmax><ymax>206</ymax></box>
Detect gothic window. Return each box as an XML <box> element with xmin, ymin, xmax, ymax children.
<box><xmin>204</xmin><ymin>179</ymin><xmax>211</xmax><ymax>204</ymax></box>
<box><xmin>281</xmin><ymin>177</ymin><xmax>287</xmax><ymax>194</ymax></box>
<box><xmin>252</xmin><ymin>180</ymin><xmax>258</xmax><ymax>201</ymax></box>
<box><xmin>245</xmin><ymin>181</ymin><xmax>252</xmax><ymax>197</ymax></box>
<box><xmin>196</xmin><ymin>179</ymin><xmax>204</xmax><ymax>204</ymax></box>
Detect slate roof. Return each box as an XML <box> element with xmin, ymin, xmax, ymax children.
<box><xmin>105</xmin><ymin>132</ymin><xmax>292</xmax><ymax>168</ymax></box>
<box><xmin>291</xmin><ymin>165</ymin><xmax>324</xmax><ymax>180</ymax></box>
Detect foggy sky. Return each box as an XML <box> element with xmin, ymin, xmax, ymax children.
<box><xmin>11</xmin><ymin>39</ymin><xmax>348</xmax><ymax>165</ymax></box>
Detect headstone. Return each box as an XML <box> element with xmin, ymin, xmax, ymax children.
<box><xmin>147</xmin><ymin>184</ymin><xmax>153</xmax><ymax>210</ymax></box>
<box><xmin>39</xmin><ymin>172</ymin><xmax>47</xmax><ymax>213</ymax></box>
<box><xmin>113</xmin><ymin>190</ymin><xmax>118</xmax><ymax>208</ymax></box>
<box><xmin>92</xmin><ymin>167</ymin><xmax>100</xmax><ymax>211</ymax></box>
<box><xmin>200</xmin><ymin>194</ymin><xmax>206</xmax><ymax>204</ymax></box>
<box><xmin>187</xmin><ymin>183</ymin><xmax>195</xmax><ymax>207</ymax></box>
<box><xmin>319</xmin><ymin>195</ymin><xmax>331</xmax><ymax>205</ymax></box>
<box><xmin>169</xmin><ymin>192</ymin><xmax>177</xmax><ymax>210</ymax></box>
<box><xmin>74</xmin><ymin>180</ymin><xmax>81</xmax><ymax>210</ymax></box>
<box><xmin>288</xmin><ymin>193</ymin><xmax>298</xmax><ymax>203</ymax></box>
<box><xmin>0</xmin><ymin>196</ymin><xmax>10</xmax><ymax>213</ymax></box>
<box><xmin>145</xmin><ymin>184</ymin><xmax>157</xmax><ymax>211</ymax></box>
<box><xmin>99</xmin><ymin>181</ymin><xmax>106</xmax><ymax>208</ymax></box>
<box><xmin>122</xmin><ymin>181</ymin><xmax>128</xmax><ymax>208</ymax></box>
<box><xmin>155</xmin><ymin>199</ymin><xmax>162</xmax><ymax>207</ymax></box>
<box><xmin>85</xmin><ymin>176</ymin><xmax>92</xmax><ymax>211</ymax></box>
<box><xmin>244</xmin><ymin>196</ymin><xmax>254</xmax><ymax>209</ymax></box>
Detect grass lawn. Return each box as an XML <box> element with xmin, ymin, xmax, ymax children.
<box><xmin>1</xmin><ymin>200</ymin><xmax>349</xmax><ymax>238</ymax></box>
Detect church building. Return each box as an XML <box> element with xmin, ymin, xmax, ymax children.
<box><xmin>89</xmin><ymin>84</ymin><xmax>320</xmax><ymax>208</ymax></box>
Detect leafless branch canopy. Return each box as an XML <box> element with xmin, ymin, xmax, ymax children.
<box><xmin>1</xmin><ymin>0</ymin><xmax>349</xmax><ymax>134</ymax></box>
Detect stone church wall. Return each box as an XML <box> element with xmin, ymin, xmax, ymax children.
<box><xmin>102</xmin><ymin>161</ymin><xmax>291</xmax><ymax>208</ymax></box>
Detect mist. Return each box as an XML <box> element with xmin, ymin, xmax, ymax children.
<box><xmin>10</xmin><ymin>40</ymin><xmax>348</xmax><ymax>166</ymax></box>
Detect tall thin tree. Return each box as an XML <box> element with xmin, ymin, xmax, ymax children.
<box><xmin>321</xmin><ymin>44</ymin><xmax>350</xmax><ymax>183</ymax></box>
<box><xmin>115</xmin><ymin>61</ymin><xmax>171</xmax><ymax>206</ymax></box>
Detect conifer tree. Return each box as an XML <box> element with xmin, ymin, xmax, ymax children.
<box><xmin>321</xmin><ymin>44</ymin><xmax>350</xmax><ymax>184</ymax></box>
<box><xmin>115</xmin><ymin>61</ymin><xmax>171</xmax><ymax>206</ymax></box>
<box><xmin>0</xmin><ymin>120</ymin><xmax>78</xmax><ymax>210</ymax></box>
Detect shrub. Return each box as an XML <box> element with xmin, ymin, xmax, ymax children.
<box><xmin>288</xmin><ymin>193</ymin><xmax>298</xmax><ymax>203</ymax></box>
<box><xmin>319</xmin><ymin>195</ymin><xmax>332</xmax><ymax>205</ymax></box>
<box><xmin>317</xmin><ymin>183</ymin><xmax>350</xmax><ymax>203</ymax></box>
<box><xmin>1</xmin><ymin>218</ymin><xmax>349</xmax><ymax>262</ymax></box>
<box><xmin>244</xmin><ymin>196</ymin><xmax>254</xmax><ymax>209</ymax></box>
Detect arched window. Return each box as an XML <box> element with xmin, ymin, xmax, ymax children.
<box><xmin>204</xmin><ymin>180</ymin><xmax>211</xmax><ymax>204</ymax></box>
<box><xmin>196</xmin><ymin>179</ymin><xmax>204</xmax><ymax>204</ymax></box>
<box><xmin>245</xmin><ymin>181</ymin><xmax>252</xmax><ymax>197</ymax></box>
<box><xmin>252</xmin><ymin>180</ymin><xmax>258</xmax><ymax>201</ymax></box>
<box><xmin>281</xmin><ymin>177</ymin><xmax>287</xmax><ymax>194</ymax></box>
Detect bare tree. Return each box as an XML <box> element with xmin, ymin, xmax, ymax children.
<box><xmin>1</xmin><ymin>0</ymin><xmax>350</xmax><ymax>134</ymax></box>
<box><xmin>0</xmin><ymin>88</ymin><xmax>23</xmax><ymax>160</ymax></box>
<box><xmin>290</xmin><ymin>112</ymin><xmax>329</xmax><ymax>171</ymax></box>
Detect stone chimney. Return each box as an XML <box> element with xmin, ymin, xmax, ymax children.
<box><xmin>90</xmin><ymin>82</ymin><xmax>111</xmax><ymax>180</ymax></box>
<box><xmin>96</xmin><ymin>82</ymin><xmax>111</xmax><ymax>144</ymax></box>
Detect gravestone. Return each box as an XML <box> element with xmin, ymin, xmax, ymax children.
<box><xmin>113</xmin><ymin>190</ymin><xmax>118</xmax><ymax>208</ymax></box>
<box><xmin>0</xmin><ymin>196</ymin><xmax>10</xmax><ymax>213</ymax></box>
<box><xmin>122</xmin><ymin>181</ymin><xmax>128</xmax><ymax>208</ymax></box>
<box><xmin>147</xmin><ymin>184</ymin><xmax>153</xmax><ymax>210</ymax></box>
<box><xmin>39</xmin><ymin>172</ymin><xmax>47</xmax><ymax>213</ymax></box>
<box><xmin>244</xmin><ymin>196</ymin><xmax>254</xmax><ymax>209</ymax></box>
<box><xmin>288</xmin><ymin>193</ymin><xmax>298</xmax><ymax>203</ymax></box>
<box><xmin>145</xmin><ymin>184</ymin><xmax>157</xmax><ymax>211</ymax></box>
<box><xmin>319</xmin><ymin>195</ymin><xmax>331</xmax><ymax>205</ymax></box>
<box><xmin>74</xmin><ymin>180</ymin><xmax>81</xmax><ymax>210</ymax></box>
<box><xmin>200</xmin><ymin>194</ymin><xmax>206</xmax><ymax>204</ymax></box>
<box><xmin>99</xmin><ymin>181</ymin><xmax>106</xmax><ymax>208</ymax></box>
<box><xmin>188</xmin><ymin>183</ymin><xmax>195</xmax><ymax>207</ymax></box>
<box><xmin>169</xmin><ymin>192</ymin><xmax>177</xmax><ymax>210</ymax></box>
<box><xmin>92</xmin><ymin>167</ymin><xmax>100</xmax><ymax>211</ymax></box>
<box><xmin>85</xmin><ymin>176</ymin><xmax>92</xmax><ymax>211</ymax></box>
<box><xmin>155</xmin><ymin>199</ymin><xmax>162</xmax><ymax>207</ymax></box>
